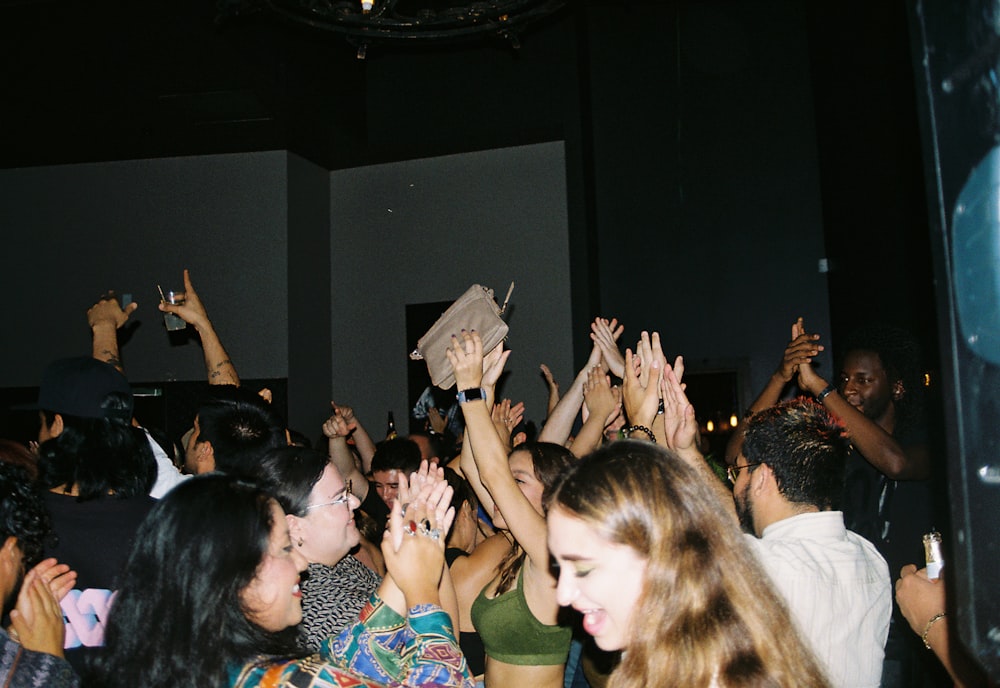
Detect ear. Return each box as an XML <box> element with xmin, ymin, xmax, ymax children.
<box><xmin>196</xmin><ymin>441</ymin><xmax>215</xmax><ymax>472</ymax></box>
<box><xmin>512</xmin><ymin>431</ymin><xmax>527</xmax><ymax>447</ymax></box>
<box><xmin>1</xmin><ymin>536</ymin><xmax>18</xmax><ymax>560</ymax></box>
<box><xmin>50</xmin><ymin>413</ymin><xmax>65</xmax><ymax>438</ymax></box>
<box><xmin>751</xmin><ymin>463</ymin><xmax>775</xmax><ymax>496</ymax></box>
<box><xmin>287</xmin><ymin>514</ymin><xmax>305</xmax><ymax>546</ymax></box>
<box><xmin>0</xmin><ymin>536</ymin><xmax>19</xmax><ymax>578</ymax></box>
<box><xmin>892</xmin><ymin>379</ymin><xmax>905</xmax><ymax>401</ymax></box>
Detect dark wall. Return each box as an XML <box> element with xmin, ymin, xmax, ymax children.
<box><xmin>0</xmin><ymin>0</ymin><xmax>936</xmax><ymax>415</ymax></box>
<box><xmin>581</xmin><ymin>1</ymin><xmax>833</xmax><ymax>398</ymax></box>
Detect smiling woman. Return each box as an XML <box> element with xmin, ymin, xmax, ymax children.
<box><xmin>83</xmin><ymin>473</ymin><xmax>474</xmax><ymax>688</ymax></box>
<box><xmin>250</xmin><ymin>446</ymin><xmax>380</xmax><ymax>651</ymax></box>
<box><xmin>547</xmin><ymin>440</ymin><xmax>831</xmax><ymax>688</ymax></box>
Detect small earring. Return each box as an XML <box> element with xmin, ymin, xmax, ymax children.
<box><xmin>297</xmin><ymin>538</ymin><xmax>303</xmax><ymax>547</ymax></box>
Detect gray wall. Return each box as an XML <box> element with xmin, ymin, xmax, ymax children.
<box><xmin>0</xmin><ymin>152</ymin><xmax>289</xmax><ymax>387</ymax></box>
<box><xmin>0</xmin><ymin>136</ymin><xmax>830</xmax><ymax>439</ymax></box>
<box><xmin>328</xmin><ymin>142</ymin><xmax>575</xmax><ymax>432</ymax></box>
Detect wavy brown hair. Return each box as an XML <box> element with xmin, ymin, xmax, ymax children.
<box><xmin>550</xmin><ymin>440</ymin><xmax>830</xmax><ymax>688</ymax></box>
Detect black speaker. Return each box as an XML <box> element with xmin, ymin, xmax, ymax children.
<box><xmin>910</xmin><ymin>0</ymin><xmax>1000</xmax><ymax>678</ymax></box>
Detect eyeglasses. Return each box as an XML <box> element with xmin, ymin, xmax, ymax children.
<box><xmin>304</xmin><ymin>480</ymin><xmax>352</xmax><ymax>511</ymax></box>
<box><xmin>727</xmin><ymin>463</ymin><xmax>762</xmax><ymax>484</ymax></box>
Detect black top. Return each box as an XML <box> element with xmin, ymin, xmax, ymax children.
<box><xmin>43</xmin><ymin>491</ymin><xmax>156</xmax><ymax>673</ymax></box>
<box><xmin>444</xmin><ymin>547</ymin><xmax>487</xmax><ymax>677</ymax></box>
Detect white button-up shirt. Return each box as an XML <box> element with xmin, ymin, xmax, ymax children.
<box><xmin>745</xmin><ymin>510</ymin><xmax>891</xmax><ymax>688</ymax></box>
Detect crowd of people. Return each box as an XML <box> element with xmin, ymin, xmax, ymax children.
<box><xmin>0</xmin><ymin>272</ymin><xmax>992</xmax><ymax>687</ymax></box>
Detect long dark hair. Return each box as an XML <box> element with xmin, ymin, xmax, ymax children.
<box><xmin>84</xmin><ymin>474</ymin><xmax>304</xmax><ymax>688</ymax></box>
<box><xmin>39</xmin><ymin>392</ymin><xmax>155</xmax><ymax>500</ymax></box>
<box><xmin>495</xmin><ymin>441</ymin><xmax>575</xmax><ymax>594</ymax></box>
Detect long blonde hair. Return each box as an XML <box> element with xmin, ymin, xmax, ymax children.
<box><xmin>550</xmin><ymin>440</ymin><xmax>830</xmax><ymax>688</ymax></box>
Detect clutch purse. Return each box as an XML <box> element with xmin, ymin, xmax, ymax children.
<box><xmin>410</xmin><ymin>282</ymin><xmax>514</xmax><ymax>389</ymax></box>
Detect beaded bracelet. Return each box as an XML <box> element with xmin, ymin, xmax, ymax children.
<box><xmin>625</xmin><ymin>425</ymin><xmax>656</xmax><ymax>442</ymax></box>
<box><xmin>922</xmin><ymin>612</ymin><xmax>946</xmax><ymax>650</ymax></box>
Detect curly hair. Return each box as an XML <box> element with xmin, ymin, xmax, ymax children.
<box><xmin>840</xmin><ymin>324</ymin><xmax>924</xmax><ymax>429</ymax></box>
<box><xmin>0</xmin><ymin>461</ymin><xmax>52</xmax><ymax>572</ymax></box>
<box><xmin>550</xmin><ymin>441</ymin><xmax>830</xmax><ymax>688</ymax></box>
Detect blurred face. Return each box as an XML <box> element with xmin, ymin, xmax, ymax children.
<box><xmin>371</xmin><ymin>469</ymin><xmax>401</xmax><ymax>506</ymax></box>
<box><xmin>549</xmin><ymin>507</ymin><xmax>646</xmax><ymax>651</ymax></box>
<box><xmin>838</xmin><ymin>350</ymin><xmax>898</xmax><ymax>425</ymax></box>
<box><xmin>241</xmin><ymin>501</ymin><xmax>308</xmax><ymax>632</ymax></box>
<box><xmin>492</xmin><ymin>450</ymin><xmax>545</xmax><ymax>529</ymax></box>
<box><xmin>292</xmin><ymin>464</ymin><xmax>361</xmax><ymax>566</ymax></box>
<box><xmin>409</xmin><ymin>435</ymin><xmax>439</xmax><ymax>464</ymax></box>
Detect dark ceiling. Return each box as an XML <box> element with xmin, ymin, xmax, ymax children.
<box><xmin>0</xmin><ymin>0</ymin><xmax>576</xmax><ymax>170</ymax></box>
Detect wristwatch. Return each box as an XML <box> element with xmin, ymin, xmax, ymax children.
<box><xmin>456</xmin><ymin>387</ymin><xmax>486</xmax><ymax>404</ymax></box>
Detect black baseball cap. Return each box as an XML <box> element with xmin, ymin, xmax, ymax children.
<box><xmin>34</xmin><ymin>357</ymin><xmax>134</xmax><ymax>422</ymax></box>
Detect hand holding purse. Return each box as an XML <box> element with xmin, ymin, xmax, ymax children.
<box><xmin>409</xmin><ymin>282</ymin><xmax>514</xmax><ymax>389</ymax></box>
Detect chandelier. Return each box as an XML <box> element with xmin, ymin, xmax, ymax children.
<box><xmin>217</xmin><ymin>0</ymin><xmax>570</xmax><ymax>57</ymax></box>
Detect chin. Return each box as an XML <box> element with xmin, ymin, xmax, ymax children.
<box><xmin>593</xmin><ymin>634</ymin><xmax>625</xmax><ymax>652</ymax></box>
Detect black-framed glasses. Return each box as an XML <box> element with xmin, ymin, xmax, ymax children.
<box><xmin>304</xmin><ymin>480</ymin><xmax>353</xmax><ymax>511</ymax></box>
<box><xmin>727</xmin><ymin>463</ymin><xmax>762</xmax><ymax>484</ymax></box>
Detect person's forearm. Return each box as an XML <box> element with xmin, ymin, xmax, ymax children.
<box><xmin>328</xmin><ymin>436</ymin><xmax>360</xmax><ymax>484</ymax></box>
<box><xmin>437</xmin><ymin>567</ymin><xmax>460</xmax><ymax>633</ymax></box>
<box><xmin>91</xmin><ymin>322</ymin><xmax>124</xmax><ymax>373</ymax></box>
<box><xmin>195</xmin><ymin>320</ymin><xmax>240</xmax><ymax>386</ymax></box>
<box><xmin>403</xmin><ymin>605</ymin><xmax>475</xmax><ymax>688</ymax></box>
<box><xmin>811</xmin><ymin>384</ymin><xmax>929</xmax><ymax>480</ymax></box>
<box><xmin>462</xmin><ymin>400</ymin><xmax>514</xmax><ymax>490</ymax></box>
<box><xmin>352</xmin><ymin>421</ymin><xmax>377</xmax><ymax>473</ymax></box>
<box><xmin>459</xmin><ymin>427</ymin><xmax>495</xmax><ymax>515</ymax></box>
<box><xmin>538</xmin><ymin>369</ymin><xmax>587</xmax><ymax>445</ymax></box>
<box><xmin>569</xmin><ymin>411</ymin><xmax>607</xmax><ymax>458</ymax></box>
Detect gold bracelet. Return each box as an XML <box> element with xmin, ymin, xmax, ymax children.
<box><xmin>922</xmin><ymin>612</ymin><xmax>946</xmax><ymax>650</ymax></box>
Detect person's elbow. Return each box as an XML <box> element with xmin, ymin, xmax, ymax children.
<box><xmin>883</xmin><ymin>447</ymin><xmax>931</xmax><ymax>481</ymax></box>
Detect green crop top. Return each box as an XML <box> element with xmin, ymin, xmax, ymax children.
<box><xmin>470</xmin><ymin>567</ymin><xmax>572</xmax><ymax>666</ymax></box>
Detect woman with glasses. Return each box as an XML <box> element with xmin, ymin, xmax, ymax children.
<box><xmin>251</xmin><ymin>446</ymin><xmax>379</xmax><ymax>651</ymax></box>
<box><xmin>85</xmin><ymin>472</ymin><xmax>473</xmax><ymax>688</ymax></box>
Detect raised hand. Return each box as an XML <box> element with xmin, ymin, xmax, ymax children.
<box><xmin>590</xmin><ymin>317</ymin><xmax>625</xmax><ymax>378</ymax></box>
<box><xmin>491</xmin><ymin>398</ymin><xmax>525</xmax><ymax>448</ymax></box>
<box><xmin>539</xmin><ymin>364</ymin><xmax>561</xmax><ymax>417</ymax></box>
<box><xmin>777</xmin><ymin>317</ymin><xmax>824</xmax><ymax>383</ymax></box>
<box><xmin>9</xmin><ymin>562</ymin><xmax>69</xmax><ymax>657</ymax></box>
<box><xmin>157</xmin><ymin>269</ymin><xmax>211</xmax><ymax>331</ymax></box>
<box><xmin>583</xmin><ymin>366</ymin><xmax>621</xmax><ymax>428</ymax></box>
<box><xmin>426</xmin><ymin>407</ymin><xmax>448</xmax><ymax>435</ymax></box>
<box><xmin>322</xmin><ymin>411</ymin><xmax>351</xmax><ymax>440</ymax></box>
<box><xmin>383</xmin><ymin>463</ymin><xmax>455</xmax><ymax>607</ymax></box>
<box><xmin>29</xmin><ymin>558</ymin><xmax>77</xmax><ymax>602</ymax></box>
<box><xmin>88</xmin><ymin>291</ymin><xmax>137</xmax><ymax>331</ymax></box>
<box><xmin>659</xmin><ymin>360</ymin><xmax>700</xmax><ymax>457</ymax></box>
<box><xmin>622</xmin><ymin>332</ymin><xmax>667</xmax><ymax>428</ymax></box>
<box><xmin>481</xmin><ymin>340</ymin><xmax>511</xmax><ymax>391</ymax></box>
